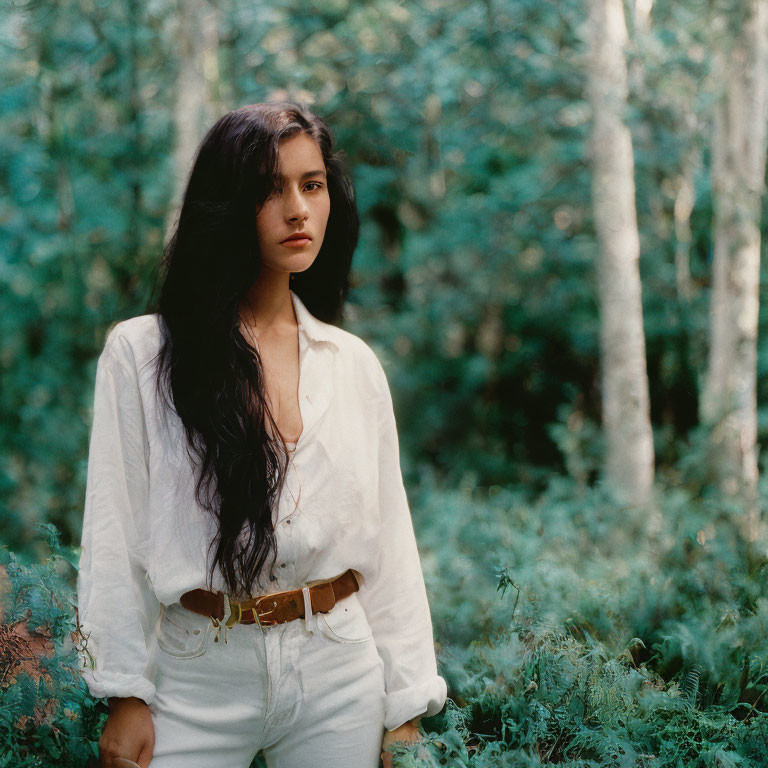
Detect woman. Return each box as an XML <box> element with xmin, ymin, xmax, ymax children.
<box><xmin>74</xmin><ymin>102</ymin><xmax>447</xmax><ymax>768</ymax></box>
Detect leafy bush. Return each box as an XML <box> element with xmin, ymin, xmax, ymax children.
<box><xmin>0</xmin><ymin>523</ymin><xmax>103</xmax><ymax>767</ymax></box>
<box><xmin>402</xmin><ymin>471</ymin><xmax>768</xmax><ymax>766</ymax></box>
<box><xmin>3</xmin><ymin>474</ymin><xmax>768</xmax><ymax>766</ymax></box>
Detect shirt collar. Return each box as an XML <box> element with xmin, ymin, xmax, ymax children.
<box><xmin>290</xmin><ymin>289</ymin><xmax>340</xmax><ymax>351</ymax></box>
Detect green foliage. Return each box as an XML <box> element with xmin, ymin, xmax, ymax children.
<box><xmin>0</xmin><ymin>523</ymin><xmax>103</xmax><ymax>766</ymax></box>
<box><xmin>402</xmin><ymin>473</ymin><xmax>768</xmax><ymax>766</ymax></box>
<box><xmin>1</xmin><ymin>478</ymin><xmax>767</xmax><ymax>764</ymax></box>
<box><xmin>8</xmin><ymin>0</ymin><xmax>768</xmax><ymax>556</ymax></box>
<box><xmin>3</xmin><ymin>0</ymin><xmax>768</xmax><ymax>765</ymax></box>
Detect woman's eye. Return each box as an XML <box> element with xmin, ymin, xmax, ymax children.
<box><xmin>305</xmin><ymin>182</ymin><xmax>323</xmax><ymax>192</ymax></box>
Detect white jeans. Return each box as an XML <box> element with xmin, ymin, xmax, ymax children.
<box><xmin>146</xmin><ymin>590</ymin><xmax>387</xmax><ymax>767</ymax></box>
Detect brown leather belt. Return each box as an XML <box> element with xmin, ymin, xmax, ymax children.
<box><xmin>178</xmin><ymin>568</ymin><xmax>360</xmax><ymax>628</ymax></box>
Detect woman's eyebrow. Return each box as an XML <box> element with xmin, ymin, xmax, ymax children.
<box><xmin>276</xmin><ymin>169</ymin><xmax>327</xmax><ymax>182</ymax></box>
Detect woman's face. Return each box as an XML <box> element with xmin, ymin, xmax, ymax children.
<box><xmin>255</xmin><ymin>132</ymin><xmax>330</xmax><ymax>277</ymax></box>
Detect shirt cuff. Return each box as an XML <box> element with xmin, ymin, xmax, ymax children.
<box><xmin>79</xmin><ymin>668</ymin><xmax>156</xmax><ymax>707</ymax></box>
<box><xmin>383</xmin><ymin>675</ymin><xmax>448</xmax><ymax>732</ymax></box>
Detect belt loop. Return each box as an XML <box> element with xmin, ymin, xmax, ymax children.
<box><xmin>301</xmin><ymin>586</ymin><xmax>315</xmax><ymax>635</ymax></box>
<box><xmin>211</xmin><ymin>591</ymin><xmax>233</xmax><ymax>644</ymax></box>
<box><xmin>223</xmin><ymin>592</ymin><xmax>237</xmax><ymax>643</ymax></box>
<box><xmin>221</xmin><ymin>592</ymin><xmax>232</xmax><ymax>626</ymax></box>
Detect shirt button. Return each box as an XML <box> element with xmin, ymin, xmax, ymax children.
<box><xmin>280</xmin><ymin>563</ymin><xmax>287</xmax><ymax>568</ymax></box>
<box><xmin>285</xmin><ymin>519</ymin><xmax>291</xmax><ymax>525</ymax></box>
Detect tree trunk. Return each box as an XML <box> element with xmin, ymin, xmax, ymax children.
<box><xmin>165</xmin><ymin>0</ymin><xmax>221</xmax><ymax>243</ymax></box>
<box><xmin>701</xmin><ymin>1</ymin><xmax>768</xmax><ymax>537</ymax></box>
<box><xmin>586</xmin><ymin>0</ymin><xmax>655</xmax><ymax>506</ymax></box>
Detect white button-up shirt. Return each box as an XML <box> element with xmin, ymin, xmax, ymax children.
<box><xmin>75</xmin><ymin>289</ymin><xmax>447</xmax><ymax>732</ymax></box>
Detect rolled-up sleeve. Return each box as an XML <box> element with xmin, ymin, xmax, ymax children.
<box><xmin>74</xmin><ymin>329</ymin><xmax>160</xmax><ymax>706</ymax></box>
<box><xmin>357</xmin><ymin>354</ymin><xmax>448</xmax><ymax>732</ymax></box>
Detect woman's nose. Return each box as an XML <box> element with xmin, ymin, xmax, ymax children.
<box><xmin>284</xmin><ymin>187</ymin><xmax>309</xmax><ymax>221</ymax></box>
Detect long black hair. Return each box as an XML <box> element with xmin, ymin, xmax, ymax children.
<box><xmin>145</xmin><ymin>102</ymin><xmax>359</xmax><ymax>600</ymax></box>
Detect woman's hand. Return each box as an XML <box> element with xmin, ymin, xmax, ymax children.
<box><xmin>380</xmin><ymin>717</ymin><xmax>423</xmax><ymax>768</ymax></box>
<box><xmin>99</xmin><ymin>697</ymin><xmax>155</xmax><ymax>768</ymax></box>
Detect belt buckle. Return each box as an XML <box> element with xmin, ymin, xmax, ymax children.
<box><xmin>252</xmin><ymin>593</ymin><xmax>280</xmax><ymax>626</ymax></box>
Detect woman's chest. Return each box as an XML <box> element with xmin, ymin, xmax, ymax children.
<box><xmin>257</xmin><ymin>337</ymin><xmax>304</xmax><ymax>445</ymax></box>
<box><xmin>144</xmin><ymin>363</ymin><xmax>382</xmax><ymax>540</ymax></box>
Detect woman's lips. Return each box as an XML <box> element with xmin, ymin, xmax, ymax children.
<box><xmin>281</xmin><ymin>237</ymin><xmax>311</xmax><ymax>247</ymax></box>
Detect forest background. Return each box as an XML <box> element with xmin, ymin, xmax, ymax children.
<box><xmin>2</xmin><ymin>0</ymin><xmax>768</xmax><ymax>765</ymax></box>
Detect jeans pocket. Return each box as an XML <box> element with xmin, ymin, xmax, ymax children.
<box><xmin>156</xmin><ymin>603</ymin><xmax>213</xmax><ymax>659</ymax></box>
<box><xmin>315</xmin><ymin>593</ymin><xmax>373</xmax><ymax>645</ymax></box>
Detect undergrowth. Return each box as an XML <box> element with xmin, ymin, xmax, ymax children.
<box><xmin>1</xmin><ymin>474</ymin><xmax>767</xmax><ymax>767</ymax></box>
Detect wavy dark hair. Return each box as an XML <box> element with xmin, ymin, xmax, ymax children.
<box><xmin>144</xmin><ymin>102</ymin><xmax>359</xmax><ymax>600</ymax></box>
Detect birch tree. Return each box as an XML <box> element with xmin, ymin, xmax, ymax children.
<box><xmin>701</xmin><ymin>1</ymin><xmax>768</xmax><ymax>536</ymax></box>
<box><xmin>165</xmin><ymin>0</ymin><xmax>221</xmax><ymax>241</ymax></box>
<box><xmin>585</xmin><ymin>0</ymin><xmax>655</xmax><ymax>506</ymax></box>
